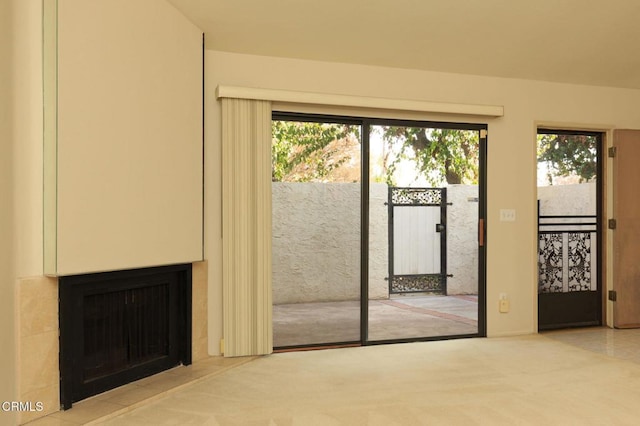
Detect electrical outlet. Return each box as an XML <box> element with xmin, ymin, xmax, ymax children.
<box><xmin>499</xmin><ymin>209</ymin><xmax>516</xmax><ymax>222</ymax></box>
<box><xmin>499</xmin><ymin>299</ymin><xmax>510</xmax><ymax>313</ymax></box>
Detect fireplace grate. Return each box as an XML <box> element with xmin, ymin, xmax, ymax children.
<box><xmin>59</xmin><ymin>264</ymin><xmax>191</xmax><ymax>409</ymax></box>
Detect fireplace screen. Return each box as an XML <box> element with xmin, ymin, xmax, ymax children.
<box><xmin>59</xmin><ymin>264</ymin><xmax>192</xmax><ymax>409</ymax></box>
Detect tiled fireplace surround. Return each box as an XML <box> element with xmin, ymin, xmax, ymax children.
<box><xmin>15</xmin><ymin>261</ymin><xmax>209</xmax><ymax>424</ymax></box>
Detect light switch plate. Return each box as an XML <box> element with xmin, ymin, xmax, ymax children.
<box><xmin>500</xmin><ymin>209</ymin><xmax>516</xmax><ymax>222</ymax></box>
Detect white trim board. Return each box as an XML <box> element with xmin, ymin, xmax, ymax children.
<box><xmin>216</xmin><ymin>85</ymin><xmax>504</xmax><ymax>117</ymax></box>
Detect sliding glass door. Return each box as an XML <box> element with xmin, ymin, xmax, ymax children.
<box><xmin>367</xmin><ymin>121</ymin><xmax>485</xmax><ymax>342</ymax></box>
<box><xmin>272</xmin><ymin>114</ymin><xmax>486</xmax><ymax>349</ymax></box>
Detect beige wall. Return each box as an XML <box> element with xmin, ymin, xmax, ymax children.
<box><xmin>0</xmin><ymin>0</ymin><xmax>16</xmax><ymax>422</ymax></box>
<box><xmin>4</xmin><ymin>0</ymin><xmax>44</xmax><ymax>423</ymax></box>
<box><xmin>9</xmin><ymin>1</ymin><xmax>51</xmax><ymax>422</ymax></box>
<box><xmin>4</xmin><ymin>1</ymin><xmax>206</xmax><ymax>422</ymax></box>
<box><xmin>13</xmin><ymin>0</ymin><xmax>43</xmax><ymax>279</ymax></box>
<box><xmin>206</xmin><ymin>50</ymin><xmax>640</xmax><ymax>352</ymax></box>
<box><xmin>49</xmin><ymin>0</ymin><xmax>203</xmax><ymax>275</ymax></box>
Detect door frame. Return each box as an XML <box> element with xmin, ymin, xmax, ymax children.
<box><xmin>271</xmin><ymin>112</ymin><xmax>488</xmax><ymax>348</ymax></box>
<box><xmin>362</xmin><ymin>117</ymin><xmax>487</xmax><ymax>344</ymax></box>
<box><xmin>535</xmin><ymin>128</ymin><xmax>605</xmax><ymax>330</ymax></box>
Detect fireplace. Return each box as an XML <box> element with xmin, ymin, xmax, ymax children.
<box><xmin>59</xmin><ymin>264</ymin><xmax>192</xmax><ymax>409</ymax></box>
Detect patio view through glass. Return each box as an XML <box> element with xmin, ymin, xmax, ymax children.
<box><xmin>271</xmin><ymin>115</ymin><xmax>486</xmax><ymax>348</ymax></box>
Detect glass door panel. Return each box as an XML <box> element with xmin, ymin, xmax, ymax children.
<box><xmin>367</xmin><ymin>123</ymin><xmax>482</xmax><ymax>342</ymax></box>
<box><xmin>271</xmin><ymin>117</ymin><xmax>362</xmax><ymax>348</ymax></box>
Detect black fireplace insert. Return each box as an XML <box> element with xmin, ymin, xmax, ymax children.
<box><xmin>59</xmin><ymin>264</ymin><xmax>192</xmax><ymax>409</ymax></box>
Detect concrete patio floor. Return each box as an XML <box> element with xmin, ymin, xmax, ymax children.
<box><xmin>273</xmin><ymin>295</ymin><xmax>479</xmax><ymax>347</ymax></box>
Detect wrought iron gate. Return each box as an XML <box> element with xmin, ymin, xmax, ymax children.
<box><xmin>388</xmin><ymin>187</ymin><xmax>447</xmax><ymax>294</ymax></box>
<box><xmin>537</xmin><ymin>200</ymin><xmax>600</xmax><ymax>329</ymax></box>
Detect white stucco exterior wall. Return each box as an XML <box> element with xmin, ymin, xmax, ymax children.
<box><xmin>446</xmin><ymin>185</ymin><xmax>480</xmax><ymax>295</ymax></box>
<box><xmin>273</xmin><ymin>182</ymin><xmax>480</xmax><ymax>303</ymax></box>
<box><xmin>538</xmin><ymin>182</ymin><xmax>596</xmax><ymax>216</ymax></box>
<box><xmin>272</xmin><ymin>182</ymin><xmax>361</xmax><ymax>304</ymax></box>
<box><xmin>368</xmin><ymin>183</ymin><xmax>389</xmax><ymax>299</ymax></box>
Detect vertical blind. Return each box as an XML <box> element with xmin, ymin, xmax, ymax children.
<box><xmin>221</xmin><ymin>98</ymin><xmax>273</xmax><ymax>356</ymax></box>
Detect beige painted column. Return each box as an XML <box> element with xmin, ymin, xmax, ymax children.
<box><xmin>0</xmin><ymin>1</ymin><xmax>17</xmax><ymax>424</ymax></box>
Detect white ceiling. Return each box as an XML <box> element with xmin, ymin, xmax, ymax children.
<box><xmin>168</xmin><ymin>0</ymin><xmax>640</xmax><ymax>89</ymax></box>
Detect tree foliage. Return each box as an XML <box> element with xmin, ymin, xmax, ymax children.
<box><xmin>272</xmin><ymin>120</ymin><xmax>360</xmax><ymax>182</ymax></box>
<box><xmin>377</xmin><ymin>127</ymin><xmax>479</xmax><ymax>186</ymax></box>
<box><xmin>537</xmin><ymin>134</ymin><xmax>597</xmax><ymax>184</ymax></box>
<box><xmin>272</xmin><ymin>120</ymin><xmax>480</xmax><ymax>186</ymax></box>
<box><xmin>273</xmin><ymin>123</ymin><xmax>597</xmax><ymax>186</ymax></box>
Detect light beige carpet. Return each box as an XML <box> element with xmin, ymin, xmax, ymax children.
<box><xmin>102</xmin><ymin>335</ymin><xmax>640</xmax><ymax>425</ymax></box>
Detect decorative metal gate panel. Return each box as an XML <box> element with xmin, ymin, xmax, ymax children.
<box><xmin>537</xmin><ymin>200</ymin><xmax>600</xmax><ymax>329</ymax></box>
<box><xmin>388</xmin><ymin>187</ymin><xmax>447</xmax><ymax>294</ymax></box>
<box><xmin>538</xmin><ymin>216</ymin><xmax>597</xmax><ymax>293</ymax></box>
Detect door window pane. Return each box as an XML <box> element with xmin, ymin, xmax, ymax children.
<box><xmin>368</xmin><ymin>125</ymin><xmax>480</xmax><ymax>341</ymax></box>
<box><xmin>272</xmin><ymin>119</ymin><xmax>362</xmax><ymax>348</ymax></box>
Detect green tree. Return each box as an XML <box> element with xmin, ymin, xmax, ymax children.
<box><xmin>537</xmin><ymin>134</ymin><xmax>597</xmax><ymax>184</ymax></box>
<box><xmin>272</xmin><ymin>121</ymin><xmax>360</xmax><ymax>182</ymax></box>
<box><xmin>378</xmin><ymin>126</ymin><xmax>479</xmax><ymax>186</ymax></box>
<box><xmin>272</xmin><ymin>121</ymin><xmax>480</xmax><ymax>186</ymax></box>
